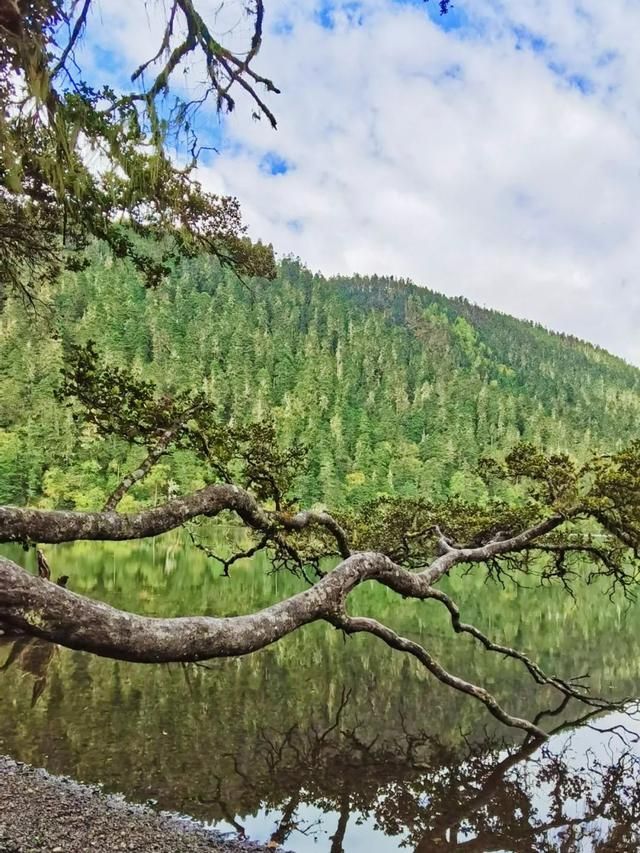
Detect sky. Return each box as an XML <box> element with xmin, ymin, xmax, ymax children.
<box><xmin>87</xmin><ymin>0</ymin><xmax>640</xmax><ymax>364</ymax></box>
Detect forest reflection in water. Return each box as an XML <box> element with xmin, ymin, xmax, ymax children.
<box><xmin>1</xmin><ymin>532</ymin><xmax>640</xmax><ymax>851</ymax></box>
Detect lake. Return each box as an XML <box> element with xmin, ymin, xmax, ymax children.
<box><xmin>1</xmin><ymin>530</ymin><xmax>640</xmax><ymax>851</ymax></box>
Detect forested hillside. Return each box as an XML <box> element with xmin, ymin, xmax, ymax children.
<box><xmin>1</xmin><ymin>247</ymin><xmax>639</xmax><ymax>510</ymax></box>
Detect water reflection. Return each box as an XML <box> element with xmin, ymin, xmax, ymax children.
<box><xmin>1</xmin><ymin>536</ymin><xmax>640</xmax><ymax>851</ymax></box>
<box><xmin>218</xmin><ymin>701</ymin><xmax>640</xmax><ymax>852</ymax></box>
<box><xmin>1</xmin><ymin>635</ymin><xmax>56</xmax><ymax>707</ymax></box>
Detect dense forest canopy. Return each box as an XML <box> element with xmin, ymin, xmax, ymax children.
<box><xmin>3</xmin><ymin>247</ymin><xmax>640</xmax><ymax>735</ymax></box>
<box><xmin>1</xmin><ymin>249</ymin><xmax>639</xmax><ymax>511</ymax></box>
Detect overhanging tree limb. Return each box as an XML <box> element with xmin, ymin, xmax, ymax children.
<box><xmin>326</xmin><ymin>611</ymin><xmax>547</xmax><ymax>737</ymax></box>
<box><xmin>1</xmin><ymin>0</ymin><xmax>280</xmax><ymax>296</ymax></box>
<box><xmin>2</xmin><ymin>441</ymin><xmax>640</xmax><ymax>735</ymax></box>
<box><xmin>0</xmin><ymin>484</ymin><xmax>351</xmax><ymax>553</ymax></box>
<box><xmin>0</xmin><ymin>482</ymin><xmax>632</xmax><ymax>738</ymax></box>
<box><xmin>427</xmin><ymin>587</ymin><xmax>611</xmax><ymax>709</ymax></box>
<box><xmin>0</xmin><ymin>551</ymin><xmax>545</xmax><ymax>737</ymax></box>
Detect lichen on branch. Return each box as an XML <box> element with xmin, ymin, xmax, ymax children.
<box><xmin>2</xmin><ymin>439</ymin><xmax>640</xmax><ymax>736</ymax></box>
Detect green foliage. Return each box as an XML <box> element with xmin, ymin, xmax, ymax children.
<box><xmin>0</xmin><ymin>430</ymin><xmax>21</xmax><ymax>503</ymax></box>
<box><xmin>479</xmin><ymin>443</ymin><xmax>580</xmax><ymax>510</ymax></box>
<box><xmin>58</xmin><ymin>341</ymin><xmax>206</xmax><ymax>445</ymax></box>
<box><xmin>337</xmin><ymin>495</ymin><xmax>537</xmax><ymax>565</ymax></box>
<box><xmin>57</xmin><ymin>339</ymin><xmax>305</xmax><ymax>508</ymax></box>
<box><xmin>582</xmin><ymin>441</ymin><xmax>640</xmax><ymax>552</ymax></box>
<box><xmin>0</xmin><ymin>0</ymin><xmax>277</xmax><ymax>301</ymax></box>
<box><xmin>1</xmin><ymin>252</ymin><xmax>640</xmax><ymax>515</ymax></box>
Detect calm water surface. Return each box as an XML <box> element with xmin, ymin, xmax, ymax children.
<box><xmin>1</xmin><ymin>532</ymin><xmax>640</xmax><ymax>851</ymax></box>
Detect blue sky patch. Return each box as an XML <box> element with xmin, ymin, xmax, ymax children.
<box><xmin>548</xmin><ymin>62</ymin><xmax>595</xmax><ymax>95</ymax></box>
<box><xmin>566</xmin><ymin>73</ymin><xmax>595</xmax><ymax>95</ymax></box>
<box><xmin>260</xmin><ymin>152</ymin><xmax>292</xmax><ymax>175</ymax></box>
<box><xmin>312</xmin><ymin>0</ymin><xmax>469</xmax><ymax>33</ymax></box>
<box><xmin>392</xmin><ymin>0</ymin><xmax>469</xmax><ymax>32</ymax></box>
<box><xmin>313</xmin><ymin>1</ymin><xmax>365</xmax><ymax>29</ymax></box>
<box><xmin>513</xmin><ymin>25</ymin><xmax>548</xmax><ymax>54</ymax></box>
<box><xmin>596</xmin><ymin>50</ymin><xmax>618</xmax><ymax>68</ymax></box>
<box><xmin>314</xmin><ymin>1</ymin><xmax>336</xmax><ymax>29</ymax></box>
<box><xmin>272</xmin><ymin>15</ymin><xmax>294</xmax><ymax>35</ymax></box>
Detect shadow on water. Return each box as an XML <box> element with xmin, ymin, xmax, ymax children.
<box><xmin>2</xmin><ymin>534</ymin><xmax>640</xmax><ymax>851</ymax></box>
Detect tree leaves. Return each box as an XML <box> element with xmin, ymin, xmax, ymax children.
<box><xmin>57</xmin><ymin>341</ymin><xmax>306</xmax><ymax>508</ymax></box>
<box><xmin>0</xmin><ymin>0</ymin><xmax>277</xmax><ymax>299</ymax></box>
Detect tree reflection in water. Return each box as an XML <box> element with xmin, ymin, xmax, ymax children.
<box><xmin>200</xmin><ymin>688</ymin><xmax>640</xmax><ymax>851</ymax></box>
<box><xmin>2</xmin><ymin>586</ymin><xmax>640</xmax><ymax>852</ymax></box>
<box><xmin>2</xmin><ymin>634</ymin><xmax>640</xmax><ymax>851</ymax></box>
<box><xmin>1</xmin><ymin>634</ymin><xmax>57</xmax><ymax>707</ymax></box>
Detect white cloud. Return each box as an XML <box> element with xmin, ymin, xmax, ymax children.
<box><xmin>90</xmin><ymin>0</ymin><xmax>640</xmax><ymax>363</ymax></box>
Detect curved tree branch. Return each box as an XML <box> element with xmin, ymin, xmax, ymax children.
<box><xmin>427</xmin><ymin>588</ymin><xmax>615</xmax><ymax>710</ymax></box>
<box><xmin>0</xmin><ymin>484</ymin><xmax>351</xmax><ymax>556</ymax></box>
<box><xmin>0</xmin><ymin>485</ymin><xmax>632</xmax><ymax>736</ymax></box>
<box><xmin>0</xmin><ymin>551</ymin><xmax>546</xmax><ymax>736</ymax></box>
<box><xmin>51</xmin><ymin>0</ymin><xmax>92</xmax><ymax>77</ymax></box>
<box><xmin>0</xmin><ymin>485</ymin><xmax>242</xmax><ymax>543</ymax></box>
<box><xmin>421</xmin><ymin>514</ymin><xmax>566</xmax><ymax>586</ymax></box>
<box><xmin>0</xmin><ymin>552</ymin><xmax>340</xmax><ymax>662</ymax></box>
<box><xmin>326</xmin><ymin>612</ymin><xmax>547</xmax><ymax>738</ymax></box>
<box><xmin>103</xmin><ymin>423</ymin><xmax>182</xmax><ymax>511</ymax></box>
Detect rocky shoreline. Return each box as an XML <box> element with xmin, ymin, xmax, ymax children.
<box><xmin>0</xmin><ymin>757</ymin><xmax>279</xmax><ymax>853</ymax></box>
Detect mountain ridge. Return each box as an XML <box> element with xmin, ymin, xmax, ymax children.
<box><xmin>0</xmin><ymin>250</ymin><xmax>638</xmax><ymax>509</ymax></box>
<box><xmin>322</xmin><ymin>266</ymin><xmax>631</xmax><ymax>366</ymax></box>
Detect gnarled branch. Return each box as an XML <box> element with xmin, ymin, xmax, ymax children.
<box><xmin>0</xmin><ymin>484</ymin><xmax>352</xmax><ymax>554</ymax></box>
<box><xmin>427</xmin><ymin>588</ymin><xmax>616</xmax><ymax>710</ymax></box>
<box><xmin>0</xmin><ymin>478</ymin><xmax>635</xmax><ymax>737</ymax></box>
<box><xmin>326</xmin><ymin>612</ymin><xmax>546</xmax><ymax>738</ymax></box>
<box><xmin>0</xmin><ymin>550</ymin><xmax>545</xmax><ymax>737</ymax></box>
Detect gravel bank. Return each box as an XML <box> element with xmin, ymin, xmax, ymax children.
<box><xmin>0</xmin><ymin>757</ymin><xmax>277</xmax><ymax>853</ymax></box>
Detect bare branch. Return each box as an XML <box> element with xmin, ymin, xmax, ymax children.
<box><xmin>103</xmin><ymin>425</ymin><xmax>181</xmax><ymax>511</ymax></box>
<box><xmin>0</xmin><ymin>552</ymin><xmax>337</xmax><ymax>662</ymax></box>
<box><xmin>427</xmin><ymin>588</ymin><xmax>617</xmax><ymax>710</ymax></box>
<box><xmin>0</xmin><ymin>484</ymin><xmax>353</xmax><ymax>558</ymax></box>
<box><xmin>51</xmin><ymin>0</ymin><xmax>92</xmax><ymax>78</ymax></box>
<box><xmin>423</xmin><ymin>514</ymin><xmax>567</xmax><ymax>584</ymax></box>
<box><xmin>327</xmin><ymin>612</ymin><xmax>546</xmax><ymax>738</ymax></box>
<box><xmin>130</xmin><ymin>1</ymin><xmax>179</xmax><ymax>83</ymax></box>
<box><xmin>274</xmin><ymin>509</ymin><xmax>351</xmax><ymax>559</ymax></box>
<box><xmin>0</xmin><ymin>484</ymin><xmax>247</xmax><ymax>543</ymax></box>
<box><xmin>0</xmin><ymin>551</ymin><xmax>545</xmax><ymax>736</ymax></box>
<box><xmin>186</xmin><ymin>525</ymin><xmax>270</xmax><ymax>576</ymax></box>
